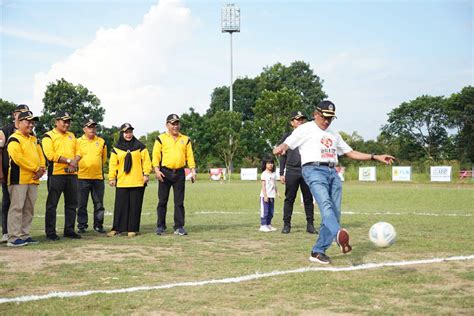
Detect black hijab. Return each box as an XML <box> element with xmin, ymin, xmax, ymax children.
<box><xmin>114</xmin><ymin>131</ymin><xmax>146</xmax><ymax>174</ymax></box>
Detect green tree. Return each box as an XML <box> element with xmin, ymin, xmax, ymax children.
<box><xmin>0</xmin><ymin>99</ymin><xmax>17</xmax><ymax>127</ymax></box>
<box><xmin>180</xmin><ymin>107</ymin><xmax>214</xmax><ymax>170</ymax></box>
<box><xmin>256</xmin><ymin>61</ymin><xmax>327</xmax><ymax>115</ymax></box>
<box><xmin>38</xmin><ymin>78</ymin><xmax>105</xmax><ymax>136</ymax></box>
<box><xmin>207</xmin><ymin>77</ymin><xmax>259</xmax><ymax>121</ymax></box>
<box><xmin>381</xmin><ymin>95</ymin><xmax>450</xmax><ymax>161</ymax></box>
<box><xmin>206</xmin><ymin>111</ymin><xmax>243</xmax><ymax>173</ymax></box>
<box><xmin>446</xmin><ymin>86</ymin><xmax>474</xmax><ymax>163</ymax></box>
<box><xmin>253</xmin><ymin>88</ymin><xmax>304</xmax><ymax>149</ymax></box>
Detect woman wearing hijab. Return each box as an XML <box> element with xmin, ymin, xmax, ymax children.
<box><xmin>108</xmin><ymin>123</ymin><xmax>152</xmax><ymax>237</ymax></box>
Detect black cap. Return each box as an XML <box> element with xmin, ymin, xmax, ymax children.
<box><xmin>83</xmin><ymin>118</ymin><xmax>97</xmax><ymax>127</ymax></box>
<box><xmin>18</xmin><ymin>111</ymin><xmax>39</xmax><ymax>121</ymax></box>
<box><xmin>14</xmin><ymin>104</ymin><xmax>30</xmax><ymax>113</ymax></box>
<box><xmin>55</xmin><ymin>110</ymin><xmax>72</xmax><ymax>120</ymax></box>
<box><xmin>120</xmin><ymin>123</ymin><xmax>134</xmax><ymax>132</ymax></box>
<box><xmin>290</xmin><ymin>110</ymin><xmax>307</xmax><ymax>121</ymax></box>
<box><xmin>316</xmin><ymin>100</ymin><xmax>337</xmax><ymax>117</ymax></box>
<box><xmin>166</xmin><ymin>114</ymin><xmax>180</xmax><ymax>123</ymax></box>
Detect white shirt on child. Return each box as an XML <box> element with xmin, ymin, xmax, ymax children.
<box><xmin>260</xmin><ymin>171</ymin><xmax>276</xmax><ymax>198</ymax></box>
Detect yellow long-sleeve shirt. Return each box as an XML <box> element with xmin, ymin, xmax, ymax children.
<box><xmin>7</xmin><ymin>131</ymin><xmax>46</xmax><ymax>185</ymax></box>
<box><xmin>108</xmin><ymin>147</ymin><xmax>152</xmax><ymax>188</ymax></box>
<box><xmin>152</xmin><ymin>133</ymin><xmax>196</xmax><ymax>169</ymax></box>
<box><xmin>77</xmin><ymin>135</ymin><xmax>107</xmax><ymax>180</ymax></box>
<box><xmin>42</xmin><ymin>129</ymin><xmax>80</xmax><ymax>176</ymax></box>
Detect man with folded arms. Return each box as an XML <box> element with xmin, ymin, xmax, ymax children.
<box><xmin>76</xmin><ymin>118</ymin><xmax>107</xmax><ymax>234</ymax></box>
<box><xmin>6</xmin><ymin>111</ymin><xmax>45</xmax><ymax>247</ymax></box>
<box><xmin>42</xmin><ymin>111</ymin><xmax>82</xmax><ymax>240</ymax></box>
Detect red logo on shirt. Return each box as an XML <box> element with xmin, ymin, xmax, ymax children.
<box><xmin>321</xmin><ymin>137</ymin><xmax>333</xmax><ymax>148</ymax></box>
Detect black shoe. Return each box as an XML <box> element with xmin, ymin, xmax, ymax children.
<box><xmin>281</xmin><ymin>224</ymin><xmax>291</xmax><ymax>234</ymax></box>
<box><xmin>174</xmin><ymin>227</ymin><xmax>188</xmax><ymax>236</ymax></box>
<box><xmin>306</xmin><ymin>223</ymin><xmax>318</xmax><ymax>234</ymax></box>
<box><xmin>155</xmin><ymin>226</ymin><xmax>166</xmax><ymax>235</ymax></box>
<box><xmin>46</xmin><ymin>233</ymin><xmax>60</xmax><ymax>241</ymax></box>
<box><xmin>64</xmin><ymin>232</ymin><xmax>82</xmax><ymax>239</ymax></box>
<box><xmin>78</xmin><ymin>228</ymin><xmax>86</xmax><ymax>234</ymax></box>
<box><xmin>309</xmin><ymin>252</ymin><xmax>331</xmax><ymax>264</ymax></box>
<box><xmin>94</xmin><ymin>227</ymin><xmax>106</xmax><ymax>234</ymax></box>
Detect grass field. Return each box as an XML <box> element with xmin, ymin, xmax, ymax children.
<box><xmin>0</xmin><ymin>178</ymin><xmax>473</xmax><ymax>314</ymax></box>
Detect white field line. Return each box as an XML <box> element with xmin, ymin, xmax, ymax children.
<box><xmin>34</xmin><ymin>211</ymin><xmax>472</xmax><ymax>218</ymax></box>
<box><xmin>1</xmin><ymin>254</ymin><xmax>473</xmax><ymax>305</ymax></box>
<box><xmin>292</xmin><ymin>211</ymin><xmax>472</xmax><ymax>217</ymax></box>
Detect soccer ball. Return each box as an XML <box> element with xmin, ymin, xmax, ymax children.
<box><xmin>369</xmin><ymin>222</ymin><xmax>396</xmax><ymax>248</ymax></box>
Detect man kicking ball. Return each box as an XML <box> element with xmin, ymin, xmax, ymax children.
<box><xmin>273</xmin><ymin>100</ymin><xmax>395</xmax><ymax>264</ymax></box>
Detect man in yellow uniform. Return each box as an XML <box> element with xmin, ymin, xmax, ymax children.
<box><xmin>0</xmin><ymin>104</ymin><xmax>30</xmax><ymax>242</ymax></box>
<box><xmin>6</xmin><ymin>111</ymin><xmax>45</xmax><ymax>247</ymax></box>
<box><xmin>76</xmin><ymin>119</ymin><xmax>107</xmax><ymax>234</ymax></box>
<box><xmin>153</xmin><ymin>114</ymin><xmax>196</xmax><ymax>236</ymax></box>
<box><xmin>42</xmin><ymin>111</ymin><xmax>81</xmax><ymax>240</ymax></box>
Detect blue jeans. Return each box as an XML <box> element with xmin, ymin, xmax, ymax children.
<box><xmin>260</xmin><ymin>197</ymin><xmax>274</xmax><ymax>225</ymax></box>
<box><xmin>302</xmin><ymin>165</ymin><xmax>342</xmax><ymax>254</ymax></box>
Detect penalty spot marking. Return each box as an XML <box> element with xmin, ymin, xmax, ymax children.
<box><xmin>0</xmin><ymin>254</ymin><xmax>473</xmax><ymax>304</ymax></box>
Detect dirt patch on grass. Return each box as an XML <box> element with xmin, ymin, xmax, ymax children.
<box><xmin>0</xmin><ymin>244</ymin><xmax>179</xmax><ymax>273</ymax></box>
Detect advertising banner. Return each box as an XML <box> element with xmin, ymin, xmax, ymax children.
<box><xmin>336</xmin><ymin>166</ymin><xmax>345</xmax><ymax>182</ymax></box>
<box><xmin>430</xmin><ymin>166</ymin><xmax>452</xmax><ymax>182</ymax></box>
<box><xmin>210</xmin><ymin>168</ymin><xmax>226</xmax><ymax>181</ymax></box>
<box><xmin>359</xmin><ymin>166</ymin><xmax>376</xmax><ymax>181</ymax></box>
<box><xmin>392</xmin><ymin>166</ymin><xmax>411</xmax><ymax>181</ymax></box>
<box><xmin>240</xmin><ymin>168</ymin><xmax>258</xmax><ymax>180</ymax></box>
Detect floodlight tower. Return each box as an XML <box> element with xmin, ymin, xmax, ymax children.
<box><xmin>221</xmin><ymin>3</ymin><xmax>240</xmax><ymax>112</ymax></box>
<box><xmin>221</xmin><ymin>3</ymin><xmax>240</xmax><ymax>176</ymax></box>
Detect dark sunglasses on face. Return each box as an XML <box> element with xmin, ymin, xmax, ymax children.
<box><xmin>169</xmin><ymin>121</ymin><xmax>180</xmax><ymax>126</ymax></box>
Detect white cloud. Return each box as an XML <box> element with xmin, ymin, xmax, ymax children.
<box><xmin>32</xmin><ymin>0</ymin><xmax>206</xmax><ymax>136</ymax></box>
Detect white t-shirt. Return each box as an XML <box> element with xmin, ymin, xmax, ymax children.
<box><xmin>284</xmin><ymin>121</ymin><xmax>353</xmax><ymax>165</ymax></box>
<box><xmin>260</xmin><ymin>171</ymin><xmax>276</xmax><ymax>198</ymax></box>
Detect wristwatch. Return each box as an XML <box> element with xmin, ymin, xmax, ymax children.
<box><xmin>66</xmin><ymin>158</ymin><xmax>71</xmax><ymax>164</ymax></box>
<box><xmin>370</xmin><ymin>153</ymin><xmax>375</xmax><ymax>161</ymax></box>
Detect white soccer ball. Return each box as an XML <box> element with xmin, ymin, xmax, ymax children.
<box><xmin>369</xmin><ymin>222</ymin><xmax>396</xmax><ymax>248</ymax></box>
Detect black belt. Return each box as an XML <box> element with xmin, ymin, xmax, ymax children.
<box><xmin>161</xmin><ymin>167</ymin><xmax>184</xmax><ymax>172</ymax></box>
<box><xmin>302</xmin><ymin>161</ymin><xmax>336</xmax><ymax>168</ymax></box>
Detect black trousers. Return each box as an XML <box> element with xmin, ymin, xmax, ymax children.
<box><xmin>45</xmin><ymin>175</ymin><xmax>78</xmax><ymax>235</ymax></box>
<box><xmin>77</xmin><ymin>179</ymin><xmax>105</xmax><ymax>229</ymax></box>
<box><xmin>1</xmin><ymin>182</ymin><xmax>10</xmax><ymax>235</ymax></box>
<box><xmin>112</xmin><ymin>187</ymin><xmax>145</xmax><ymax>233</ymax></box>
<box><xmin>156</xmin><ymin>168</ymin><xmax>185</xmax><ymax>230</ymax></box>
<box><xmin>283</xmin><ymin>172</ymin><xmax>315</xmax><ymax>225</ymax></box>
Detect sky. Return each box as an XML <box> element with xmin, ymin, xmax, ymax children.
<box><xmin>1</xmin><ymin>0</ymin><xmax>473</xmax><ymax>139</ymax></box>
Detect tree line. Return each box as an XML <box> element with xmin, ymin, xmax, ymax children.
<box><xmin>1</xmin><ymin>61</ymin><xmax>472</xmax><ymax>171</ymax></box>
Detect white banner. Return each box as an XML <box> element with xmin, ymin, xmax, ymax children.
<box><xmin>431</xmin><ymin>166</ymin><xmax>452</xmax><ymax>182</ymax></box>
<box><xmin>392</xmin><ymin>166</ymin><xmax>411</xmax><ymax>181</ymax></box>
<box><xmin>209</xmin><ymin>168</ymin><xmax>226</xmax><ymax>181</ymax></box>
<box><xmin>336</xmin><ymin>166</ymin><xmax>345</xmax><ymax>182</ymax></box>
<box><xmin>359</xmin><ymin>167</ymin><xmax>376</xmax><ymax>181</ymax></box>
<box><xmin>240</xmin><ymin>168</ymin><xmax>258</xmax><ymax>181</ymax></box>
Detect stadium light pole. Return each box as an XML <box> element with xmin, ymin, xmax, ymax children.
<box><xmin>221</xmin><ymin>3</ymin><xmax>240</xmax><ymax>178</ymax></box>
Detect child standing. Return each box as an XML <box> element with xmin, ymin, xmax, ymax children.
<box><xmin>259</xmin><ymin>156</ymin><xmax>280</xmax><ymax>232</ymax></box>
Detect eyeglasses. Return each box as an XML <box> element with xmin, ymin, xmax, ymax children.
<box><xmin>169</xmin><ymin>121</ymin><xmax>180</xmax><ymax>126</ymax></box>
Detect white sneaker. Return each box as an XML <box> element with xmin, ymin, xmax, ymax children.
<box><xmin>267</xmin><ymin>225</ymin><xmax>277</xmax><ymax>231</ymax></box>
<box><xmin>1</xmin><ymin>234</ymin><xmax>8</xmax><ymax>243</ymax></box>
<box><xmin>259</xmin><ymin>225</ymin><xmax>271</xmax><ymax>232</ymax></box>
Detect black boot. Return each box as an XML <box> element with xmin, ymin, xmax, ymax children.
<box><xmin>281</xmin><ymin>223</ymin><xmax>291</xmax><ymax>234</ymax></box>
<box><xmin>306</xmin><ymin>223</ymin><xmax>318</xmax><ymax>234</ymax></box>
